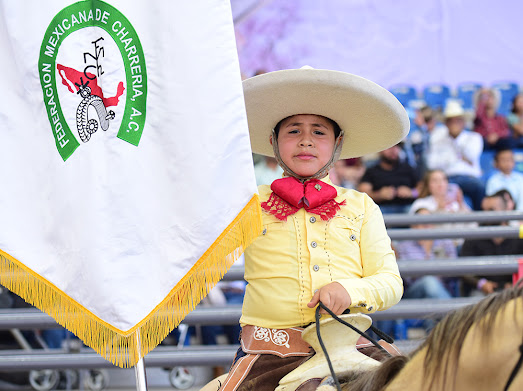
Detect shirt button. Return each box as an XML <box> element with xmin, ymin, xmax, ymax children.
<box><xmin>311</xmin><ymin>241</ymin><xmax>317</xmax><ymax>248</ymax></box>
<box><xmin>262</xmin><ymin>228</ymin><xmax>267</xmax><ymax>235</ymax></box>
<box><xmin>309</xmin><ymin>216</ymin><xmax>316</xmax><ymax>223</ymax></box>
<box><xmin>313</xmin><ymin>265</ymin><xmax>320</xmax><ymax>272</ymax></box>
<box><xmin>367</xmin><ymin>306</ymin><xmax>374</xmax><ymax>311</ymax></box>
<box><xmin>350</xmin><ymin>234</ymin><xmax>356</xmax><ymax>241</ymax></box>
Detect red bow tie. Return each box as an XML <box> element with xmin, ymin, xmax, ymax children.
<box><xmin>261</xmin><ymin>177</ymin><xmax>345</xmax><ymax>221</ymax></box>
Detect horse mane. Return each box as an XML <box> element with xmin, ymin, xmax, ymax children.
<box><xmin>339</xmin><ymin>355</ymin><xmax>409</xmax><ymax>391</ymax></box>
<box><xmin>340</xmin><ymin>282</ymin><xmax>523</xmax><ymax>391</ymax></box>
<box><xmin>420</xmin><ymin>281</ymin><xmax>523</xmax><ymax>388</ymax></box>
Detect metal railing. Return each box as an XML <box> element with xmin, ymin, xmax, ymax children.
<box><xmin>388</xmin><ymin>226</ymin><xmax>521</xmax><ymax>240</ymax></box>
<box><xmin>383</xmin><ymin>210</ymin><xmax>523</xmax><ymax>226</ymax></box>
<box><xmin>0</xmin><ymin>211</ymin><xmax>520</xmax><ymax>370</ymax></box>
<box><xmin>223</xmin><ymin>255</ymin><xmax>521</xmax><ymax>281</ymax></box>
<box><xmin>0</xmin><ymin>255</ymin><xmax>518</xmax><ymax>369</ymax></box>
<box><xmin>0</xmin><ymin>294</ymin><xmax>489</xmax><ymax>331</ymax></box>
<box><xmin>0</xmin><ymin>297</ymin><xmax>484</xmax><ymax>369</ymax></box>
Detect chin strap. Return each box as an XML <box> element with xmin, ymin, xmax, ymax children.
<box><xmin>271</xmin><ymin>129</ymin><xmax>345</xmax><ymax>182</ymax></box>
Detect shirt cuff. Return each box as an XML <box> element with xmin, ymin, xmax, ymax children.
<box><xmin>335</xmin><ymin>278</ymin><xmax>377</xmax><ymax>313</ymax></box>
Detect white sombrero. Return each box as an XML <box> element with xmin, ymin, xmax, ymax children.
<box><xmin>443</xmin><ymin>99</ymin><xmax>466</xmax><ymax>118</ymax></box>
<box><xmin>243</xmin><ymin>67</ymin><xmax>409</xmax><ymax>159</ymax></box>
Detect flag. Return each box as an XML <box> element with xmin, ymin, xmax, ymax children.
<box><xmin>0</xmin><ymin>0</ymin><xmax>261</xmax><ymax>368</ymax></box>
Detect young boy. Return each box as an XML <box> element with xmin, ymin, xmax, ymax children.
<box><xmin>485</xmin><ymin>148</ymin><xmax>523</xmax><ymax>211</ymax></box>
<box><xmin>219</xmin><ymin>67</ymin><xmax>409</xmax><ymax>390</ymax></box>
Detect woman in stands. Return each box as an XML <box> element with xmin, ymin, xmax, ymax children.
<box><xmin>409</xmin><ymin>169</ymin><xmax>470</xmax><ymax>214</ymax></box>
<box><xmin>409</xmin><ymin>169</ymin><xmax>474</xmax><ymax>248</ymax></box>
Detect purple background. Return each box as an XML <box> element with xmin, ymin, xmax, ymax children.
<box><xmin>232</xmin><ymin>0</ymin><xmax>523</xmax><ymax>91</ymax></box>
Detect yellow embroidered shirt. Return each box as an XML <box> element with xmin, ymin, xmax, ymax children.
<box><xmin>240</xmin><ymin>178</ymin><xmax>403</xmax><ymax>329</ymax></box>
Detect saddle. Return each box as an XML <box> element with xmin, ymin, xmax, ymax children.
<box><xmin>217</xmin><ymin>314</ymin><xmax>400</xmax><ymax>391</ymax></box>
<box><xmin>276</xmin><ymin>314</ymin><xmax>400</xmax><ymax>391</ymax></box>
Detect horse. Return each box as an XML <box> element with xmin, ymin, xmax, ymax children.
<box><xmin>201</xmin><ymin>283</ymin><xmax>523</xmax><ymax>391</ymax></box>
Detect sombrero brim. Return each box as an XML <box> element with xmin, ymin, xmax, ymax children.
<box><xmin>243</xmin><ymin>68</ymin><xmax>409</xmax><ymax>159</ymax></box>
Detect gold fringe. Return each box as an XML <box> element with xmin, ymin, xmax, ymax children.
<box><xmin>0</xmin><ymin>194</ymin><xmax>262</xmax><ymax>368</ymax></box>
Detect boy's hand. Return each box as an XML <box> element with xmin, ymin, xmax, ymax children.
<box><xmin>307</xmin><ymin>282</ymin><xmax>351</xmax><ymax>315</ymax></box>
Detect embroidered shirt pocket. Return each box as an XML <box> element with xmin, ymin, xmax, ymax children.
<box><xmin>326</xmin><ymin>216</ymin><xmax>363</xmax><ymax>269</ymax></box>
<box><xmin>329</xmin><ymin>216</ymin><xmax>361</xmax><ymax>243</ymax></box>
<box><xmin>261</xmin><ymin>218</ymin><xmax>287</xmax><ymax>237</ymax></box>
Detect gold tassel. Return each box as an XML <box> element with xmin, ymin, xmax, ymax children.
<box><xmin>0</xmin><ymin>194</ymin><xmax>262</xmax><ymax>368</ymax></box>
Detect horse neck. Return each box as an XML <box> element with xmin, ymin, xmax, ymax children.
<box><xmin>383</xmin><ymin>347</ymin><xmax>429</xmax><ymax>391</ymax></box>
<box><xmin>385</xmin><ymin>297</ymin><xmax>523</xmax><ymax>391</ymax></box>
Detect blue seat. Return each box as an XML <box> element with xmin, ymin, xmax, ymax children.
<box><xmin>514</xmin><ymin>149</ymin><xmax>523</xmax><ymax>173</ymax></box>
<box><xmin>480</xmin><ymin>150</ymin><xmax>497</xmax><ymax>184</ymax></box>
<box><xmin>423</xmin><ymin>84</ymin><xmax>451</xmax><ymax>110</ymax></box>
<box><xmin>456</xmin><ymin>82</ymin><xmax>482</xmax><ymax>110</ymax></box>
<box><xmin>492</xmin><ymin>81</ymin><xmax>520</xmax><ymax>116</ymax></box>
<box><xmin>389</xmin><ymin>85</ymin><xmax>417</xmax><ymax>107</ymax></box>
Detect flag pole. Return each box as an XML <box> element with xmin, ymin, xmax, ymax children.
<box><xmin>134</xmin><ymin>330</ymin><xmax>149</xmax><ymax>391</ymax></box>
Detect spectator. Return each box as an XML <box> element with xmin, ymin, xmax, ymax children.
<box><xmin>493</xmin><ymin>189</ymin><xmax>517</xmax><ymax>212</ymax></box>
<box><xmin>409</xmin><ymin>169</ymin><xmax>470</xmax><ymax>214</ymax></box>
<box><xmin>485</xmin><ymin>148</ymin><xmax>523</xmax><ymax>211</ymax></box>
<box><xmin>415</xmin><ymin>106</ymin><xmax>440</xmax><ymax>135</ymax></box>
<box><xmin>507</xmin><ymin>93</ymin><xmax>523</xmax><ymax>148</ymax></box>
<box><xmin>473</xmin><ymin>88</ymin><xmax>512</xmax><ymax>149</ymax></box>
<box><xmin>460</xmin><ymin>192</ymin><xmax>523</xmax><ymax>296</ymax></box>
<box><xmin>488</xmin><ymin>188</ymin><xmax>521</xmax><ymax>227</ymax></box>
<box><xmin>357</xmin><ymin>144</ymin><xmax>420</xmax><ymax>213</ymax></box>
<box><xmin>410</xmin><ymin>169</ymin><xmax>474</xmax><ymax>248</ymax></box>
<box><xmin>426</xmin><ymin>100</ymin><xmax>485</xmax><ymax>210</ymax></box>
<box><xmin>410</xmin><ymin>106</ymin><xmax>443</xmax><ymax>174</ymax></box>
<box><xmin>331</xmin><ymin>158</ymin><xmax>365</xmax><ymax>189</ymax></box>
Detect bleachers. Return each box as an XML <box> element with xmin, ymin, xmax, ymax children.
<box><xmin>389</xmin><ymin>81</ymin><xmax>521</xmax><ymax>117</ymax></box>
<box><xmin>492</xmin><ymin>81</ymin><xmax>520</xmax><ymax>117</ymax></box>
<box><xmin>456</xmin><ymin>82</ymin><xmax>482</xmax><ymax>110</ymax></box>
<box><xmin>389</xmin><ymin>80</ymin><xmax>523</xmax><ymax>192</ymax></box>
<box><xmin>389</xmin><ymin>85</ymin><xmax>417</xmax><ymax>107</ymax></box>
<box><xmin>422</xmin><ymin>84</ymin><xmax>451</xmax><ymax>111</ymax></box>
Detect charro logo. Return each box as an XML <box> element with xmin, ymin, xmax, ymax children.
<box><xmin>38</xmin><ymin>0</ymin><xmax>147</xmax><ymax>161</ymax></box>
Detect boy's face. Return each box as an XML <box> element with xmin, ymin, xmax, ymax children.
<box><xmin>496</xmin><ymin>150</ymin><xmax>515</xmax><ymax>174</ymax></box>
<box><xmin>273</xmin><ymin>114</ymin><xmax>336</xmax><ymax>178</ymax></box>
